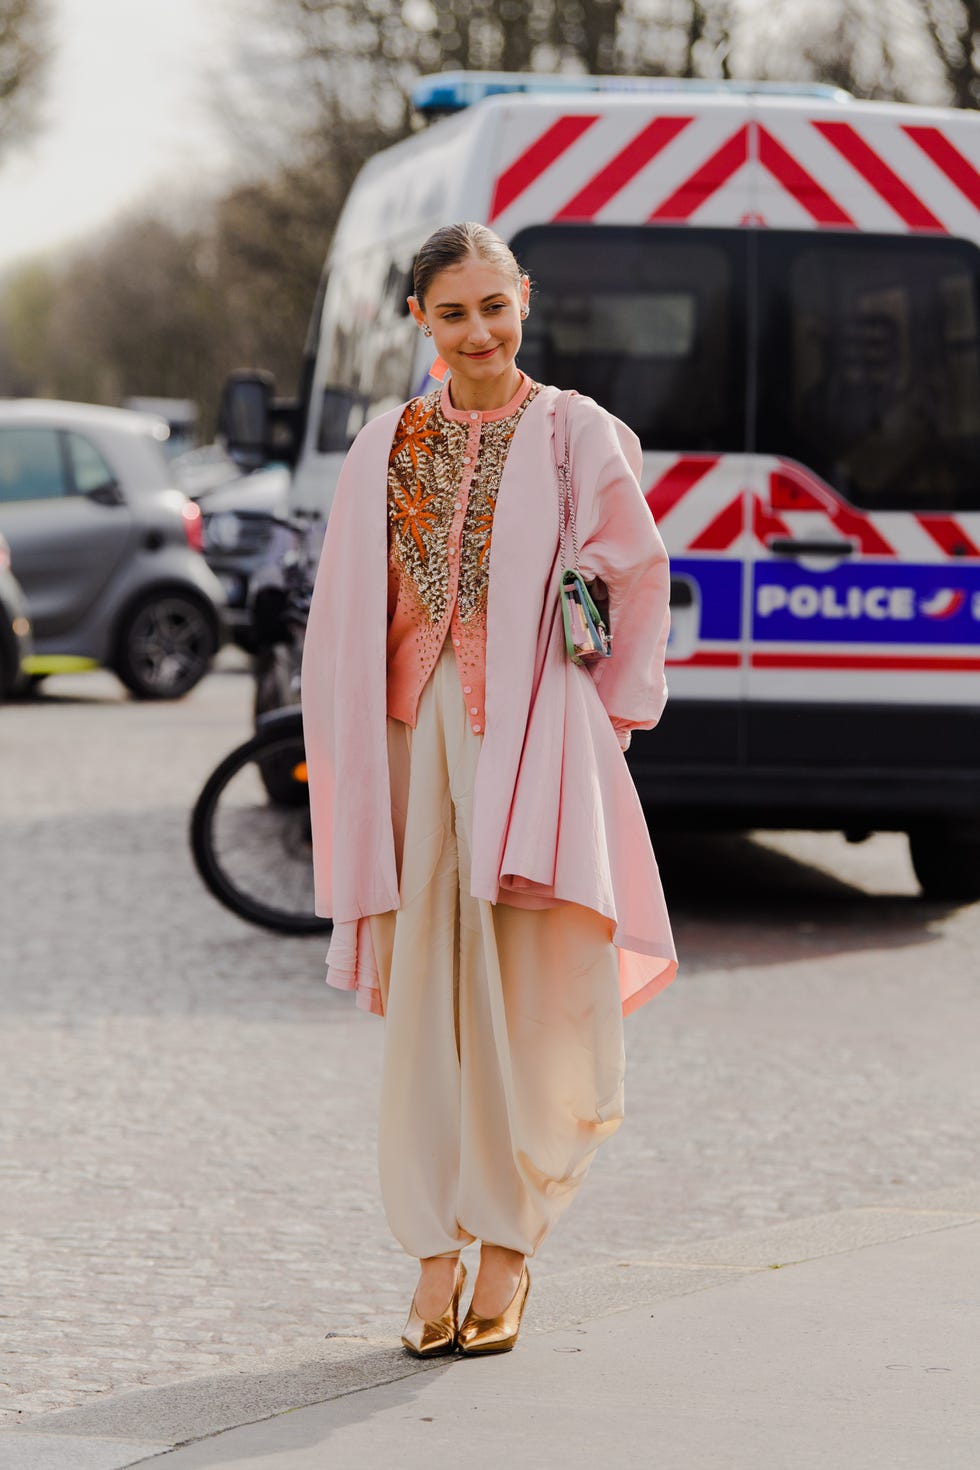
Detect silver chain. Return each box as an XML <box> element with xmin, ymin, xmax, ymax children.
<box><xmin>556</xmin><ymin>393</ymin><xmax>579</xmax><ymax>574</ymax></box>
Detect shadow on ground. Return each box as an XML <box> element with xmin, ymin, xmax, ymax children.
<box><xmin>656</xmin><ymin>829</ymin><xmax>956</xmax><ymax>973</ymax></box>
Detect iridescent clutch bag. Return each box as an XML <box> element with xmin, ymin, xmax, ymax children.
<box><xmin>554</xmin><ymin>390</ymin><xmax>612</xmax><ymax>665</ymax></box>
<box><xmin>560</xmin><ymin>568</ymin><xmax>610</xmax><ymax>664</ymax></box>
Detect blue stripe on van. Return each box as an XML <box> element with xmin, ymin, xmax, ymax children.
<box><xmin>671</xmin><ymin>557</ymin><xmax>743</xmax><ymax>641</ymax></box>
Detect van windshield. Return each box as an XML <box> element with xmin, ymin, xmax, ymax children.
<box><xmin>512</xmin><ymin>224</ymin><xmax>747</xmax><ymax>453</ymax></box>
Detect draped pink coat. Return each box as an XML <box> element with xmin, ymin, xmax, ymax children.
<box><xmin>300</xmin><ymin>382</ymin><xmax>678</xmax><ymax>1017</ymax></box>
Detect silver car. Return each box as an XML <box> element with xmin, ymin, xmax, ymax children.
<box><xmin>0</xmin><ymin>401</ymin><xmax>227</xmax><ymax>699</ymax></box>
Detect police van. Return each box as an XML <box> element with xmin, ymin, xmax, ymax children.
<box><xmin>222</xmin><ymin>71</ymin><xmax>980</xmax><ymax>901</ymax></box>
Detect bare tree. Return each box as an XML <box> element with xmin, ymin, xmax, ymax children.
<box><xmin>730</xmin><ymin>0</ymin><xmax>954</xmax><ymax>104</ymax></box>
<box><xmin>9</xmin><ymin>218</ymin><xmax>223</xmax><ymax>421</ymax></box>
<box><xmin>916</xmin><ymin>0</ymin><xmax>980</xmax><ymax>106</ymax></box>
<box><xmin>0</xmin><ymin>258</ymin><xmax>55</xmax><ymax>394</ymax></box>
<box><xmin>0</xmin><ymin>0</ymin><xmax>51</xmax><ymax>156</ymax></box>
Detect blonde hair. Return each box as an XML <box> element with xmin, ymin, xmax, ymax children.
<box><xmin>413</xmin><ymin>222</ymin><xmax>525</xmax><ymax>306</ymax></box>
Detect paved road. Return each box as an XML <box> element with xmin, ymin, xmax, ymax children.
<box><xmin>2</xmin><ymin>656</ymin><xmax>978</xmax><ymax>1424</ymax></box>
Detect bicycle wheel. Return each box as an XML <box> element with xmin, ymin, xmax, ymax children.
<box><xmin>191</xmin><ymin>722</ymin><xmax>332</xmax><ymax>935</ymax></box>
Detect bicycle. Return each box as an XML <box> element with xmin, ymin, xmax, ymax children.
<box><xmin>190</xmin><ymin>705</ymin><xmax>332</xmax><ymax>936</ymax></box>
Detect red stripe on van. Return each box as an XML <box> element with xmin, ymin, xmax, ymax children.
<box><xmin>902</xmin><ymin>126</ymin><xmax>980</xmax><ymax>212</ymax></box>
<box><xmin>688</xmin><ymin>494</ymin><xmax>744</xmax><ymax>550</ymax></box>
<box><xmin>649</xmin><ymin>124</ymin><xmax>749</xmax><ymax>221</ymax></box>
<box><xmin>753</xmin><ymin>495</ymin><xmax>791</xmax><ymax>544</ymax></box>
<box><xmin>752</xmin><ymin>652</ymin><xmax>980</xmax><ymax>671</ymax></box>
<box><xmin>645</xmin><ymin>454</ymin><xmax>719</xmax><ymax>520</ymax></box>
<box><xmin>768</xmin><ymin>461</ymin><xmax>896</xmax><ymax>556</ymax></box>
<box><xmin>489</xmin><ymin>115</ymin><xmax>599</xmax><ymax>221</ymax></box>
<box><xmin>555</xmin><ymin>115</ymin><xmax>693</xmax><ymax>219</ymax></box>
<box><xmin>756</xmin><ymin>125</ymin><xmax>855</xmax><ymax>226</ymax></box>
<box><xmin>822</xmin><ymin>503</ymin><xmax>895</xmax><ymax>556</ymax></box>
<box><xmin>915</xmin><ymin>514</ymin><xmax>980</xmax><ymax>560</ymax></box>
<box><xmin>812</xmin><ymin>122</ymin><xmax>946</xmax><ymax>231</ymax></box>
<box><xmin>666</xmin><ymin>650</ymin><xmax>741</xmax><ymax>667</ymax></box>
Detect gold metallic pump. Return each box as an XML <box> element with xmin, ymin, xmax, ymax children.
<box><xmin>458</xmin><ymin>1262</ymin><xmax>531</xmax><ymax>1355</ymax></box>
<box><xmin>401</xmin><ymin>1259</ymin><xmax>467</xmax><ymax>1357</ymax></box>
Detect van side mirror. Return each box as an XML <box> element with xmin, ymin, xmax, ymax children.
<box><xmin>218</xmin><ymin>371</ymin><xmax>276</xmax><ymax>469</ymax></box>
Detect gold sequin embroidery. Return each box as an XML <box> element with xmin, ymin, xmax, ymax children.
<box><xmin>387</xmin><ymin>383</ymin><xmax>540</xmax><ymax>625</ymax></box>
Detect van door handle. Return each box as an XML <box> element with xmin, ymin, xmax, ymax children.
<box><xmin>767</xmin><ymin>538</ymin><xmax>856</xmax><ymax>558</ymax></box>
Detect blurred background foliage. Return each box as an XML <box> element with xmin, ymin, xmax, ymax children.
<box><xmin>1</xmin><ymin>0</ymin><xmax>980</xmax><ymax>435</ymax></box>
<box><xmin>0</xmin><ymin>0</ymin><xmax>50</xmax><ymax>157</ymax></box>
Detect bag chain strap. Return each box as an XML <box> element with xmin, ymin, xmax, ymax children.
<box><xmin>556</xmin><ymin>390</ymin><xmax>580</xmax><ymax>575</ymax></box>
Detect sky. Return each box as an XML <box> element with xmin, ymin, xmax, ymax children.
<box><xmin>0</xmin><ymin>0</ymin><xmax>236</xmax><ymax>272</ymax></box>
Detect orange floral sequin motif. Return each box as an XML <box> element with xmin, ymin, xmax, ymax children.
<box><xmin>472</xmin><ymin>508</ymin><xmax>494</xmax><ymax>567</ymax></box>
<box><xmin>391</xmin><ymin>479</ymin><xmax>440</xmax><ymax>560</ymax></box>
<box><xmin>390</xmin><ymin>400</ymin><xmax>440</xmax><ymax>469</ymax></box>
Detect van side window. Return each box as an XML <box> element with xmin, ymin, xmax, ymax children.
<box><xmin>511</xmin><ymin>224</ymin><xmax>747</xmax><ymax>453</ymax></box>
<box><xmin>0</xmin><ymin>427</ymin><xmax>68</xmax><ymax>502</ymax></box>
<box><xmin>315</xmin><ymin>251</ymin><xmax>417</xmax><ymax>452</ymax></box>
<box><xmin>756</xmin><ymin>233</ymin><xmax>980</xmax><ymax>511</ymax></box>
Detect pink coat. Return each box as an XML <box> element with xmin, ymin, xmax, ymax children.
<box><xmin>301</xmin><ymin>383</ymin><xmax>678</xmax><ymax>1016</ymax></box>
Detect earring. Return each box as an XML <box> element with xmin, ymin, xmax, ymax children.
<box><xmin>520</xmin><ymin>309</ymin><xmax>529</xmax><ymax>320</ymax></box>
<box><xmin>421</xmin><ymin>324</ymin><xmax>432</xmax><ymax>337</ymax></box>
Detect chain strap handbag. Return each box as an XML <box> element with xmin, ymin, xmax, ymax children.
<box><xmin>554</xmin><ymin>390</ymin><xmax>612</xmax><ymax>666</ymax></box>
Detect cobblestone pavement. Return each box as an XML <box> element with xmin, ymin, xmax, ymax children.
<box><xmin>2</xmin><ymin>655</ymin><xmax>979</xmax><ymax>1424</ymax></box>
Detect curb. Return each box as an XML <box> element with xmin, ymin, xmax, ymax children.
<box><xmin>4</xmin><ymin>1189</ymin><xmax>979</xmax><ymax>1468</ymax></box>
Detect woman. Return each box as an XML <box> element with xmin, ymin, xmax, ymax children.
<box><xmin>301</xmin><ymin>222</ymin><xmax>677</xmax><ymax>1358</ymax></box>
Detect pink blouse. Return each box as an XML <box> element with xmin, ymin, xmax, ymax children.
<box><xmin>385</xmin><ymin>373</ymin><xmax>539</xmax><ymax>732</ymax></box>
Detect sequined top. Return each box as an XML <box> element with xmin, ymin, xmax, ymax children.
<box><xmin>386</xmin><ymin>373</ymin><xmax>540</xmax><ymax>731</ymax></box>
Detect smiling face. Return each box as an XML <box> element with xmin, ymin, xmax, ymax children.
<box><xmin>410</xmin><ymin>255</ymin><xmax>530</xmax><ymax>403</ymax></box>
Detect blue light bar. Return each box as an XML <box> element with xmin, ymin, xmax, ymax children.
<box><xmin>411</xmin><ymin>71</ymin><xmax>853</xmax><ymax>115</ymax></box>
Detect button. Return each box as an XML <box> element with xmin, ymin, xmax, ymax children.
<box><xmin>472</xmin><ymin>723</ymin><xmax>482</xmax><ymax>732</ymax></box>
<box><xmin>462</xmin><ymin>456</ymin><xmax>472</xmax><ymax>465</ymax></box>
<box><xmin>470</xmin><ymin>411</ymin><xmax>479</xmax><ymax>420</ymax></box>
<box><xmin>470</xmin><ymin>706</ymin><xmax>478</xmax><ymax>714</ymax></box>
<box><xmin>454</xmin><ymin>501</ymin><xmax>462</xmax><ymax>510</ymax></box>
<box><xmin>463</xmin><ymin>684</ymin><xmax>472</xmax><ymax>693</ymax></box>
<box><xmin>448</xmin><ymin>546</ymin><xmax>455</xmax><ymax>556</ymax></box>
<box><xmin>453</xmin><ymin>638</ymin><xmax>461</xmax><ymax>646</ymax></box>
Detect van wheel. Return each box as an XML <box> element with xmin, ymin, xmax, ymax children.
<box><xmin>908</xmin><ymin>824</ymin><xmax>980</xmax><ymax>904</ymax></box>
<box><xmin>114</xmin><ymin>592</ymin><xmax>216</xmax><ymax>700</ymax></box>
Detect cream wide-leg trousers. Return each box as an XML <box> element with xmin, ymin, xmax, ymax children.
<box><xmin>367</xmin><ymin>639</ymin><xmax>626</xmax><ymax>1261</ymax></box>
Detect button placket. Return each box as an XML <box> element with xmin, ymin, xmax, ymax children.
<box><xmin>448</xmin><ymin>419</ymin><xmax>484</xmax><ymax>730</ymax></box>
<box><xmin>446</xmin><ymin>427</ymin><xmax>476</xmax><ymax>592</ymax></box>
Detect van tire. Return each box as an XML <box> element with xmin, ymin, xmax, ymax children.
<box><xmin>908</xmin><ymin>824</ymin><xmax>980</xmax><ymax>904</ymax></box>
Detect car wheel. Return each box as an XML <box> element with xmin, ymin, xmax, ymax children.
<box><xmin>0</xmin><ymin>626</ymin><xmax>28</xmax><ymax>699</ymax></box>
<box><xmin>908</xmin><ymin>823</ymin><xmax>980</xmax><ymax>904</ymax></box>
<box><xmin>114</xmin><ymin>591</ymin><xmax>216</xmax><ymax>700</ymax></box>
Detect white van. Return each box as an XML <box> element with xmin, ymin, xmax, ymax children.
<box><xmin>222</xmin><ymin>72</ymin><xmax>980</xmax><ymax>900</ymax></box>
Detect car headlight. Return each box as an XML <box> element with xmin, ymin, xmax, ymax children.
<box><xmin>204</xmin><ymin>512</ymin><xmax>243</xmax><ymax>551</ymax></box>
